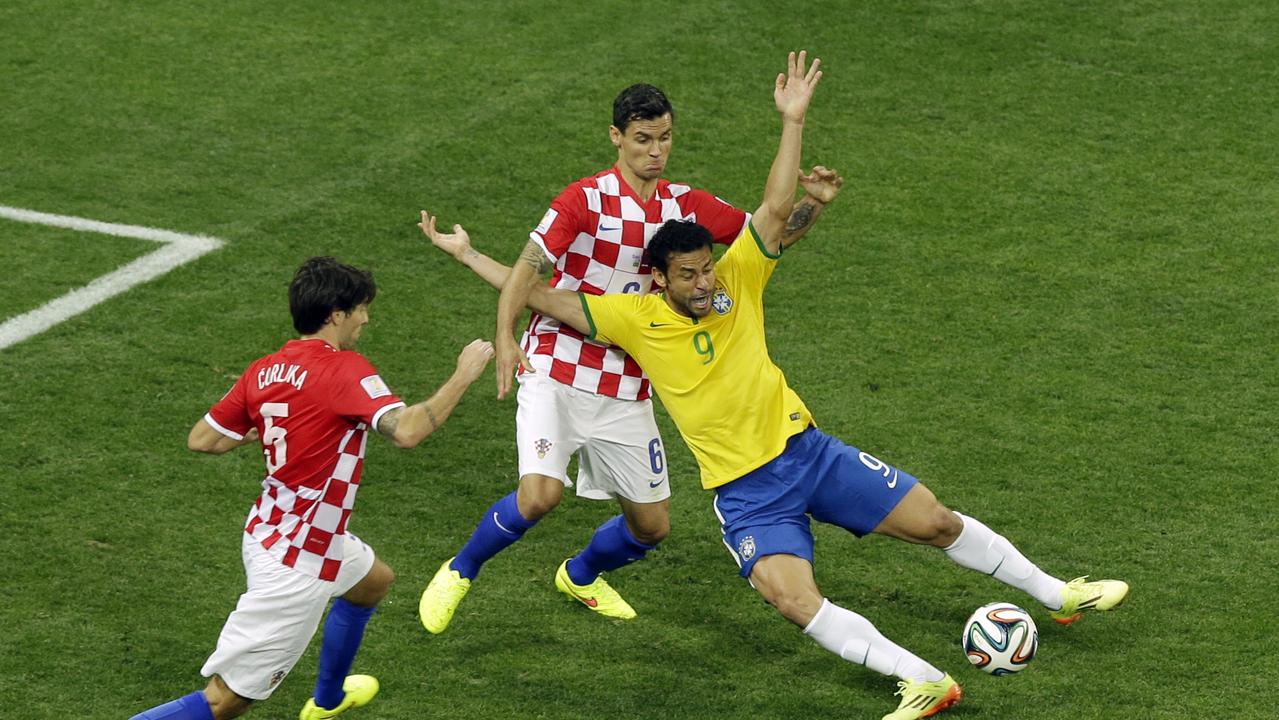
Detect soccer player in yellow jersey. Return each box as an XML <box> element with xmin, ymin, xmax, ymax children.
<box><xmin>423</xmin><ymin>50</ymin><xmax>1129</xmax><ymax>720</ymax></box>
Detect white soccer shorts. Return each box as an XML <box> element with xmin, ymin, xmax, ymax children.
<box><xmin>200</xmin><ymin>532</ymin><xmax>375</xmax><ymax>700</ymax></box>
<box><xmin>516</xmin><ymin>373</ymin><xmax>671</xmax><ymax>503</ymax></box>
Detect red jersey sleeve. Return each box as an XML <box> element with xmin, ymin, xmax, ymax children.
<box><xmin>530</xmin><ymin>181</ymin><xmax>588</xmax><ymax>260</ymax></box>
<box><xmin>684</xmin><ymin>188</ymin><xmax>748</xmax><ymax>245</ymax></box>
<box><xmin>206</xmin><ymin>372</ymin><xmax>253</xmax><ymax>440</ymax></box>
<box><xmin>325</xmin><ymin>352</ymin><xmax>406</xmax><ymax>427</ymax></box>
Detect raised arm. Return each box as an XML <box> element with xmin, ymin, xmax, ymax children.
<box><xmin>375</xmin><ymin>338</ymin><xmax>494</xmax><ymax>448</ymax></box>
<box><xmin>419</xmin><ymin>211</ymin><xmax>512</xmax><ymax>291</ymax></box>
<box><xmin>755</xmin><ymin>51</ymin><xmax>822</xmax><ymax>255</ymax></box>
<box><xmin>781</xmin><ymin>165</ymin><xmax>844</xmax><ymax>250</ymax></box>
<box><xmin>419</xmin><ymin>210</ymin><xmax>591</xmax><ymax>338</ymax></box>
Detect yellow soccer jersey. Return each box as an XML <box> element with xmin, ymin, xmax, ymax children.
<box><xmin>581</xmin><ymin>223</ymin><xmax>813</xmax><ymax>489</ymax></box>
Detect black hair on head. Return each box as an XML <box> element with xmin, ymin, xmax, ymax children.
<box><xmin>288</xmin><ymin>256</ymin><xmax>377</xmax><ymax>334</ymax></box>
<box><xmin>646</xmin><ymin>220</ymin><xmax>713</xmax><ymax>274</ymax></box>
<box><xmin>613</xmin><ymin>83</ymin><xmax>674</xmax><ymax>132</ymax></box>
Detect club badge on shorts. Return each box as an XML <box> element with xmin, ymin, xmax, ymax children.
<box><xmin>269</xmin><ymin>669</ymin><xmax>287</xmax><ymax>688</ymax></box>
<box><xmin>534</xmin><ymin>438</ymin><xmax>552</xmax><ymax>459</ymax></box>
<box><xmin>738</xmin><ymin>535</ymin><xmax>756</xmax><ymax>561</ymax></box>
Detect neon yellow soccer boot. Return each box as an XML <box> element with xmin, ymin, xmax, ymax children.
<box><xmin>882</xmin><ymin>674</ymin><xmax>962</xmax><ymax>720</ymax></box>
<box><xmin>1051</xmin><ymin>576</ymin><xmax>1130</xmax><ymax>625</ymax></box>
<box><xmin>554</xmin><ymin>559</ymin><xmax>636</xmax><ymax>619</ymax></box>
<box><xmin>418</xmin><ymin>557</ymin><xmax>471</xmax><ymax>634</ymax></box>
<box><xmin>298</xmin><ymin>674</ymin><xmax>378</xmax><ymax>720</ymax></box>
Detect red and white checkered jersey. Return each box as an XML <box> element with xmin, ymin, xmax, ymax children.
<box><xmin>204</xmin><ymin>338</ymin><xmax>405</xmax><ymax>581</ymax></box>
<box><xmin>524</xmin><ymin>167</ymin><xmax>748</xmax><ymax>400</ymax></box>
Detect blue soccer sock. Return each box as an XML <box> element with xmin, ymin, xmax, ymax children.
<box><xmin>313</xmin><ymin>598</ymin><xmax>377</xmax><ymax>710</ymax></box>
<box><xmin>129</xmin><ymin>691</ymin><xmax>214</xmax><ymax>720</ymax></box>
<box><xmin>451</xmin><ymin>491</ymin><xmax>537</xmax><ymax>580</ymax></box>
<box><xmin>566</xmin><ymin>514</ymin><xmax>656</xmax><ymax>585</ymax></box>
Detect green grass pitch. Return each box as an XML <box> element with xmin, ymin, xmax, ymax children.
<box><xmin>2</xmin><ymin>1</ymin><xmax>1277</xmax><ymax>718</ymax></box>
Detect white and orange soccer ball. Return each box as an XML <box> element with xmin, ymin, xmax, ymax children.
<box><xmin>962</xmin><ymin>602</ymin><xmax>1038</xmax><ymax>675</ymax></box>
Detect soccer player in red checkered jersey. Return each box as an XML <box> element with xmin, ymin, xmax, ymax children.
<box><xmin>130</xmin><ymin>257</ymin><xmax>494</xmax><ymax>720</ymax></box>
<box><xmin>417</xmin><ymin>75</ymin><xmax>837</xmax><ymax>631</ymax></box>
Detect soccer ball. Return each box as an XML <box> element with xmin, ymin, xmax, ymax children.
<box><xmin>962</xmin><ymin>602</ymin><xmax>1038</xmax><ymax>675</ymax></box>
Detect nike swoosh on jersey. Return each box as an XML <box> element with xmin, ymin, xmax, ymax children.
<box><xmin>599</xmin><ymin>225</ymin><xmax>620</xmax><ymax>232</ymax></box>
<box><xmin>649</xmin><ymin>321</ymin><xmax>669</xmax><ymax>327</ymax></box>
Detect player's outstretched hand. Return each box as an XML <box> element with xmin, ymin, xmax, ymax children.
<box><xmin>456</xmin><ymin>339</ymin><xmax>495</xmax><ymax>385</ymax></box>
<box><xmin>419</xmin><ymin>210</ymin><xmax>473</xmax><ymax>260</ymax></box>
<box><xmin>799</xmin><ymin>165</ymin><xmax>844</xmax><ymax>204</ymax></box>
<box><xmin>495</xmin><ymin>334</ymin><xmax>533</xmax><ymax>400</ymax></box>
<box><xmin>774</xmin><ymin>50</ymin><xmax>822</xmax><ymax>123</ymax></box>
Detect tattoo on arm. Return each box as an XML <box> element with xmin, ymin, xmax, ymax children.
<box><xmin>425</xmin><ymin>404</ymin><xmax>440</xmax><ymax>433</ymax></box>
<box><xmin>461</xmin><ymin>248</ymin><xmax>480</xmax><ymax>263</ymax></box>
<box><xmin>783</xmin><ymin>201</ymin><xmax>817</xmax><ymax>239</ymax></box>
<box><xmin>518</xmin><ymin>242</ymin><xmax>552</xmax><ymax>275</ymax></box>
<box><xmin>377</xmin><ymin>407</ymin><xmax>402</xmax><ymax>436</ymax></box>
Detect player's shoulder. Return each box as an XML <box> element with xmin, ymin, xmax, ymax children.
<box><xmin>561</xmin><ymin>167</ymin><xmax>619</xmax><ymax>193</ymax></box>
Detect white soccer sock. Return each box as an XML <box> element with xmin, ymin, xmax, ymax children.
<box><xmin>803</xmin><ymin>599</ymin><xmax>945</xmax><ymax>682</ymax></box>
<box><xmin>944</xmin><ymin>512</ymin><xmax>1066</xmax><ymax>609</ymax></box>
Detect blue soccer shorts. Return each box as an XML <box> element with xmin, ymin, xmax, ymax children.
<box><xmin>712</xmin><ymin>427</ymin><xmax>918</xmax><ymax>578</ymax></box>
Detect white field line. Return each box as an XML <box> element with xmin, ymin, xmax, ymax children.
<box><xmin>0</xmin><ymin>205</ymin><xmax>225</xmax><ymax>350</ymax></box>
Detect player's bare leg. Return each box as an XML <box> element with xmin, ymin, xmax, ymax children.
<box><xmin>202</xmin><ymin>675</ymin><xmax>252</xmax><ymax>720</ymax></box>
<box><xmin>555</xmin><ymin>496</ymin><xmax>667</xmax><ymax>619</ymax></box>
<box><xmin>515</xmin><ymin>473</ymin><xmax>565</xmax><ymax>520</ymax></box>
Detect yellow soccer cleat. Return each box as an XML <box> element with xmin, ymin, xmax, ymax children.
<box><xmin>418</xmin><ymin>557</ymin><xmax>471</xmax><ymax>634</ymax></box>
<box><xmin>554</xmin><ymin>559</ymin><xmax>636</xmax><ymax>620</ymax></box>
<box><xmin>298</xmin><ymin>674</ymin><xmax>379</xmax><ymax>720</ymax></box>
<box><xmin>1051</xmin><ymin>576</ymin><xmax>1130</xmax><ymax>625</ymax></box>
<box><xmin>882</xmin><ymin>674</ymin><xmax>961</xmax><ymax>720</ymax></box>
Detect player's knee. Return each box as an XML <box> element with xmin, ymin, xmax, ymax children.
<box><xmin>629</xmin><ymin>516</ymin><xmax>669</xmax><ymax>545</ymax></box>
<box><xmin>764</xmin><ymin>587</ymin><xmax>823</xmax><ymax>626</ymax></box>
<box><xmin>517</xmin><ymin>476</ymin><xmax>563</xmax><ymax>519</ymax></box>
<box><xmin>934</xmin><ymin>508</ymin><xmax>963</xmax><ymax>546</ymax></box>
<box><xmin>204</xmin><ymin>678</ymin><xmax>251</xmax><ymax>719</ymax></box>
<box><xmin>917</xmin><ymin>505</ymin><xmax>963</xmax><ymax>547</ymax></box>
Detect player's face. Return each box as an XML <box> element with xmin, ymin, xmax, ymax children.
<box><xmin>655</xmin><ymin>247</ymin><xmax>716</xmax><ymax>318</ymax></box>
<box><xmin>610</xmin><ymin>114</ymin><xmax>673</xmax><ymax>184</ymax></box>
<box><xmin>332</xmin><ymin>303</ymin><xmax>370</xmax><ymax>350</ymax></box>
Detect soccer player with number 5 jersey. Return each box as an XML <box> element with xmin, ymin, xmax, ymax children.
<box><xmin>130</xmin><ymin>257</ymin><xmax>494</xmax><ymax>720</ymax></box>
<box><xmin>425</xmin><ymin>51</ymin><xmax>1130</xmax><ymax>720</ymax></box>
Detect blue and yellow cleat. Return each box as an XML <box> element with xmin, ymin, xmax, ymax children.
<box><xmin>298</xmin><ymin>674</ymin><xmax>379</xmax><ymax>720</ymax></box>
<box><xmin>1051</xmin><ymin>576</ymin><xmax>1130</xmax><ymax>625</ymax></box>
<box><xmin>882</xmin><ymin>674</ymin><xmax>961</xmax><ymax>720</ymax></box>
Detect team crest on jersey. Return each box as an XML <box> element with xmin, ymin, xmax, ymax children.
<box><xmin>268</xmin><ymin>669</ymin><xmax>287</xmax><ymax>688</ymax></box>
<box><xmin>712</xmin><ymin>289</ymin><xmax>733</xmax><ymax>315</ymax></box>
<box><xmin>360</xmin><ymin>374</ymin><xmax>392</xmax><ymax>399</ymax></box>
<box><xmin>738</xmin><ymin>535</ymin><xmax>756</xmax><ymax>561</ymax></box>
<box><xmin>534</xmin><ymin>438</ymin><xmax>553</xmax><ymax>459</ymax></box>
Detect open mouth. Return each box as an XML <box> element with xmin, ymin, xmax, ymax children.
<box><xmin>690</xmin><ymin>295</ymin><xmax>710</xmax><ymax>311</ymax></box>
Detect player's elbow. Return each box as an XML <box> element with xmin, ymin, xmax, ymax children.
<box><xmin>388</xmin><ymin>432</ymin><xmax>419</xmax><ymax>450</ymax></box>
<box><xmin>187</xmin><ymin>427</ymin><xmax>221</xmax><ymax>454</ymax></box>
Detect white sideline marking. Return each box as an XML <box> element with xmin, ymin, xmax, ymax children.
<box><xmin>0</xmin><ymin>205</ymin><xmax>225</xmax><ymax>350</ymax></box>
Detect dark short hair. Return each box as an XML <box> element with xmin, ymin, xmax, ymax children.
<box><xmin>288</xmin><ymin>256</ymin><xmax>377</xmax><ymax>334</ymax></box>
<box><xmin>646</xmin><ymin>220</ymin><xmax>713</xmax><ymax>274</ymax></box>
<box><xmin>613</xmin><ymin>83</ymin><xmax>674</xmax><ymax>132</ymax></box>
